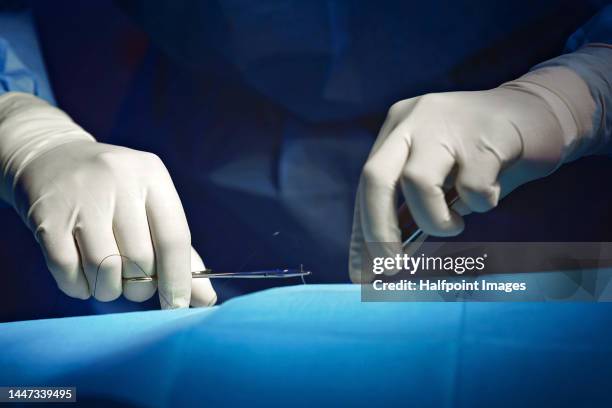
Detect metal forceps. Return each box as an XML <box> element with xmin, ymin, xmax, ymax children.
<box><xmin>123</xmin><ymin>265</ymin><xmax>311</xmax><ymax>284</ymax></box>
<box><xmin>399</xmin><ymin>188</ymin><xmax>460</xmax><ymax>248</ymax></box>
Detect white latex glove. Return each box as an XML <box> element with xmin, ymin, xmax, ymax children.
<box><xmin>350</xmin><ymin>66</ymin><xmax>600</xmax><ymax>282</ymax></box>
<box><xmin>0</xmin><ymin>92</ymin><xmax>216</xmax><ymax>308</ymax></box>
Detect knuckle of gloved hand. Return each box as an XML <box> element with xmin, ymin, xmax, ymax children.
<box><xmin>457</xmin><ymin>180</ymin><xmax>499</xmax><ymax>212</ymax></box>
<box><xmin>362</xmin><ymin>160</ymin><xmax>393</xmax><ymax>191</ymax></box>
<box><xmin>92</xmin><ymin>149</ymin><xmax>125</xmax><ymax>169</ymax></box>
<box><xmin>141</xmin><ymin>151</ymin><xmax>174</xmax><ymax>179</ymax></box>
<box><xmin>140</xmin><ymin>151</ymin><xmax>166</xmax><ymax>169</ymax></box>
<box><xmin>387</xmin><ymin>100</ymin><xmax>411</xmax><ymax>118</ymax></box>
<box><xmin>45</xmin><ymin>251</ymin><xmax>77</xmax><ymax>277</ymax></box>
<box><xmin>401</xmin><ymin>166</ymin><xmax>437</xmax><ymax>196</ymax></box>
<box><xmin>416</xmin><ymin>92</ymin><xmax>448</xmax><ymax>109</ymax></box>
<box><xmin>32</xmin><ymin>224</ymin><xmax>52</xmax><ymax>244</ymax></box>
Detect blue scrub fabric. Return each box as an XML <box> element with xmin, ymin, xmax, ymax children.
<box><xmin>0</xmin><ymin>10</ymin><xmax>53</xmax><ymax>102</ymax></box>
<box><xmin>1</xmin><ymin>284</ymin><xmax>612</xmax><ymax>407</ymax></box>
<box><xmin>567</xmin><ymin>4</ymin><xmax>612</xmax><ymax>49</ymax></box>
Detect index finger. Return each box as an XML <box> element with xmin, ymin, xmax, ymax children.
<box><xmin>350</xmin><ymin>129</ymin><xmax>410</xmax><ymax>280</ymax></box>
<box><xmin>146</xmin><ymin>170</ymin><xmax>192</xmax><ymax>309</ymax></box>
<box><xmin>359</xmin><ymin>127</ymin><xmax>411</xmax><ymax>244</ymax></box>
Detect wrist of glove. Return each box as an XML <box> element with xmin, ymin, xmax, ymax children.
<box><xmin>0</xmin><ymin>92</ymin><xmax>95</xmax><ymax>206</ymax></box>
<box><xmin>502</xmin><ymin>65</ymin><xmax>598</xmax><ymax>165</ymax></box>
<box><xmin>488</xmin><ymin>65</ymin><xmax>597</xmax><ymax>195</ymax></box>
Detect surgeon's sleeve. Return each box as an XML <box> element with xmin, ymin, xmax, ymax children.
<box><xmin>0</xmin><ymin>38</ymin><xmax>37</xmax><ymax>96</ymax></box>
<box><xmin>530</xmin><ymin>5</ymin><xmax>612</xmax><ymax>159</ymax></box>
<box><xmin>0</xmin><ymin>8</ymin><xmax>55</xmax><ymax>103</ymax></box>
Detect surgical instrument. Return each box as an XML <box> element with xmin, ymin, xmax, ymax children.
<box><xmin>123</xmin><ymin>266</ymin><xmax>311</xmax><ymax>283</ymax></box>
<box><xmin>399</xmin><ymin>188</ymin><xmax>460</xmax><ymax>247</ymax></box>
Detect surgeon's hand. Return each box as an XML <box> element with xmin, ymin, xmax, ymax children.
<box><xmin>350</xmin><ymin>66</ymin><xmax>598</xmax><ymax>282</ymax></box>
<box><xmin>0</xmin><ymin>92</ymin><xmax>216</xmax><ymax>308</ymax></box>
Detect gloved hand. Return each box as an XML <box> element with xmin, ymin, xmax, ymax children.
<box><xmin>0</xmin><ymin>92</ymin><xmax>216</xmax><ymax>308</ymax></box>
<box><xmin>350</xmin><ymin>65</ymin><xmax>600</xmax><ymax>282</ymax></box>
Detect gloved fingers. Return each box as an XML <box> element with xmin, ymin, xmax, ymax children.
<box><xmin>357</xmin><ymin>128</ymin><xmax>414</xmax><ymax>277</ymax></box>
<box><xmin>400</xmin><ymin>139</ymin><xmax>464</xmax><ymax>236</ymax></box>
<box><xmin>455</xmin><ymin>149</ymin><xmax>502</xmax><ymax>213</ymax></box>
<box><xmin>359</xmin><ymin>128</ymin><xmax>410</xmax><ymax>244</ymax></box>
<box><xmin>36</xmin><ymin>226</ymin><xmax>90</xmax><ymax>300</ymax></box>
<box><xmin>145</xmin><ymin>164</ymin><xmax>191</xmax><ymax>309</ymax></box>
<box><xmin>74</xmin><ymin>219</ymin><xmax>123</xmax><ymax>302</ymax></box>
<box><xmin>191</xmin><ymin>279</ymin><xmax>217</xmax><ymax>307</ymax></box>
<box><xmin>114</xmin><ymin>200</ymin><xmax>157</xmax><ymax>303</ymax></box>
<box><xmin>349</xmin><ymin>190</ymin><xmax>368</xmax><ymax>283</ymax></box>
<box><xmin>348</xmin><ymin>196</ymin><xmax>363</xmax><ymax>283</ymax></box>
<box><xmin>189</xmin><ymin>247</ymin><xmax>217</xmax><ymax>307</ymax></box>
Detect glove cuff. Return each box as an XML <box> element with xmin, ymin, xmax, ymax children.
<box><xmin>504</xmin><ymin>66</ymin><xmax>597</xmax><ymax>167</ymax></box>
<box><xmin>0</xmin><ymin>92</ymin><xmax>95</xmax><ymax>206</ymax></box>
